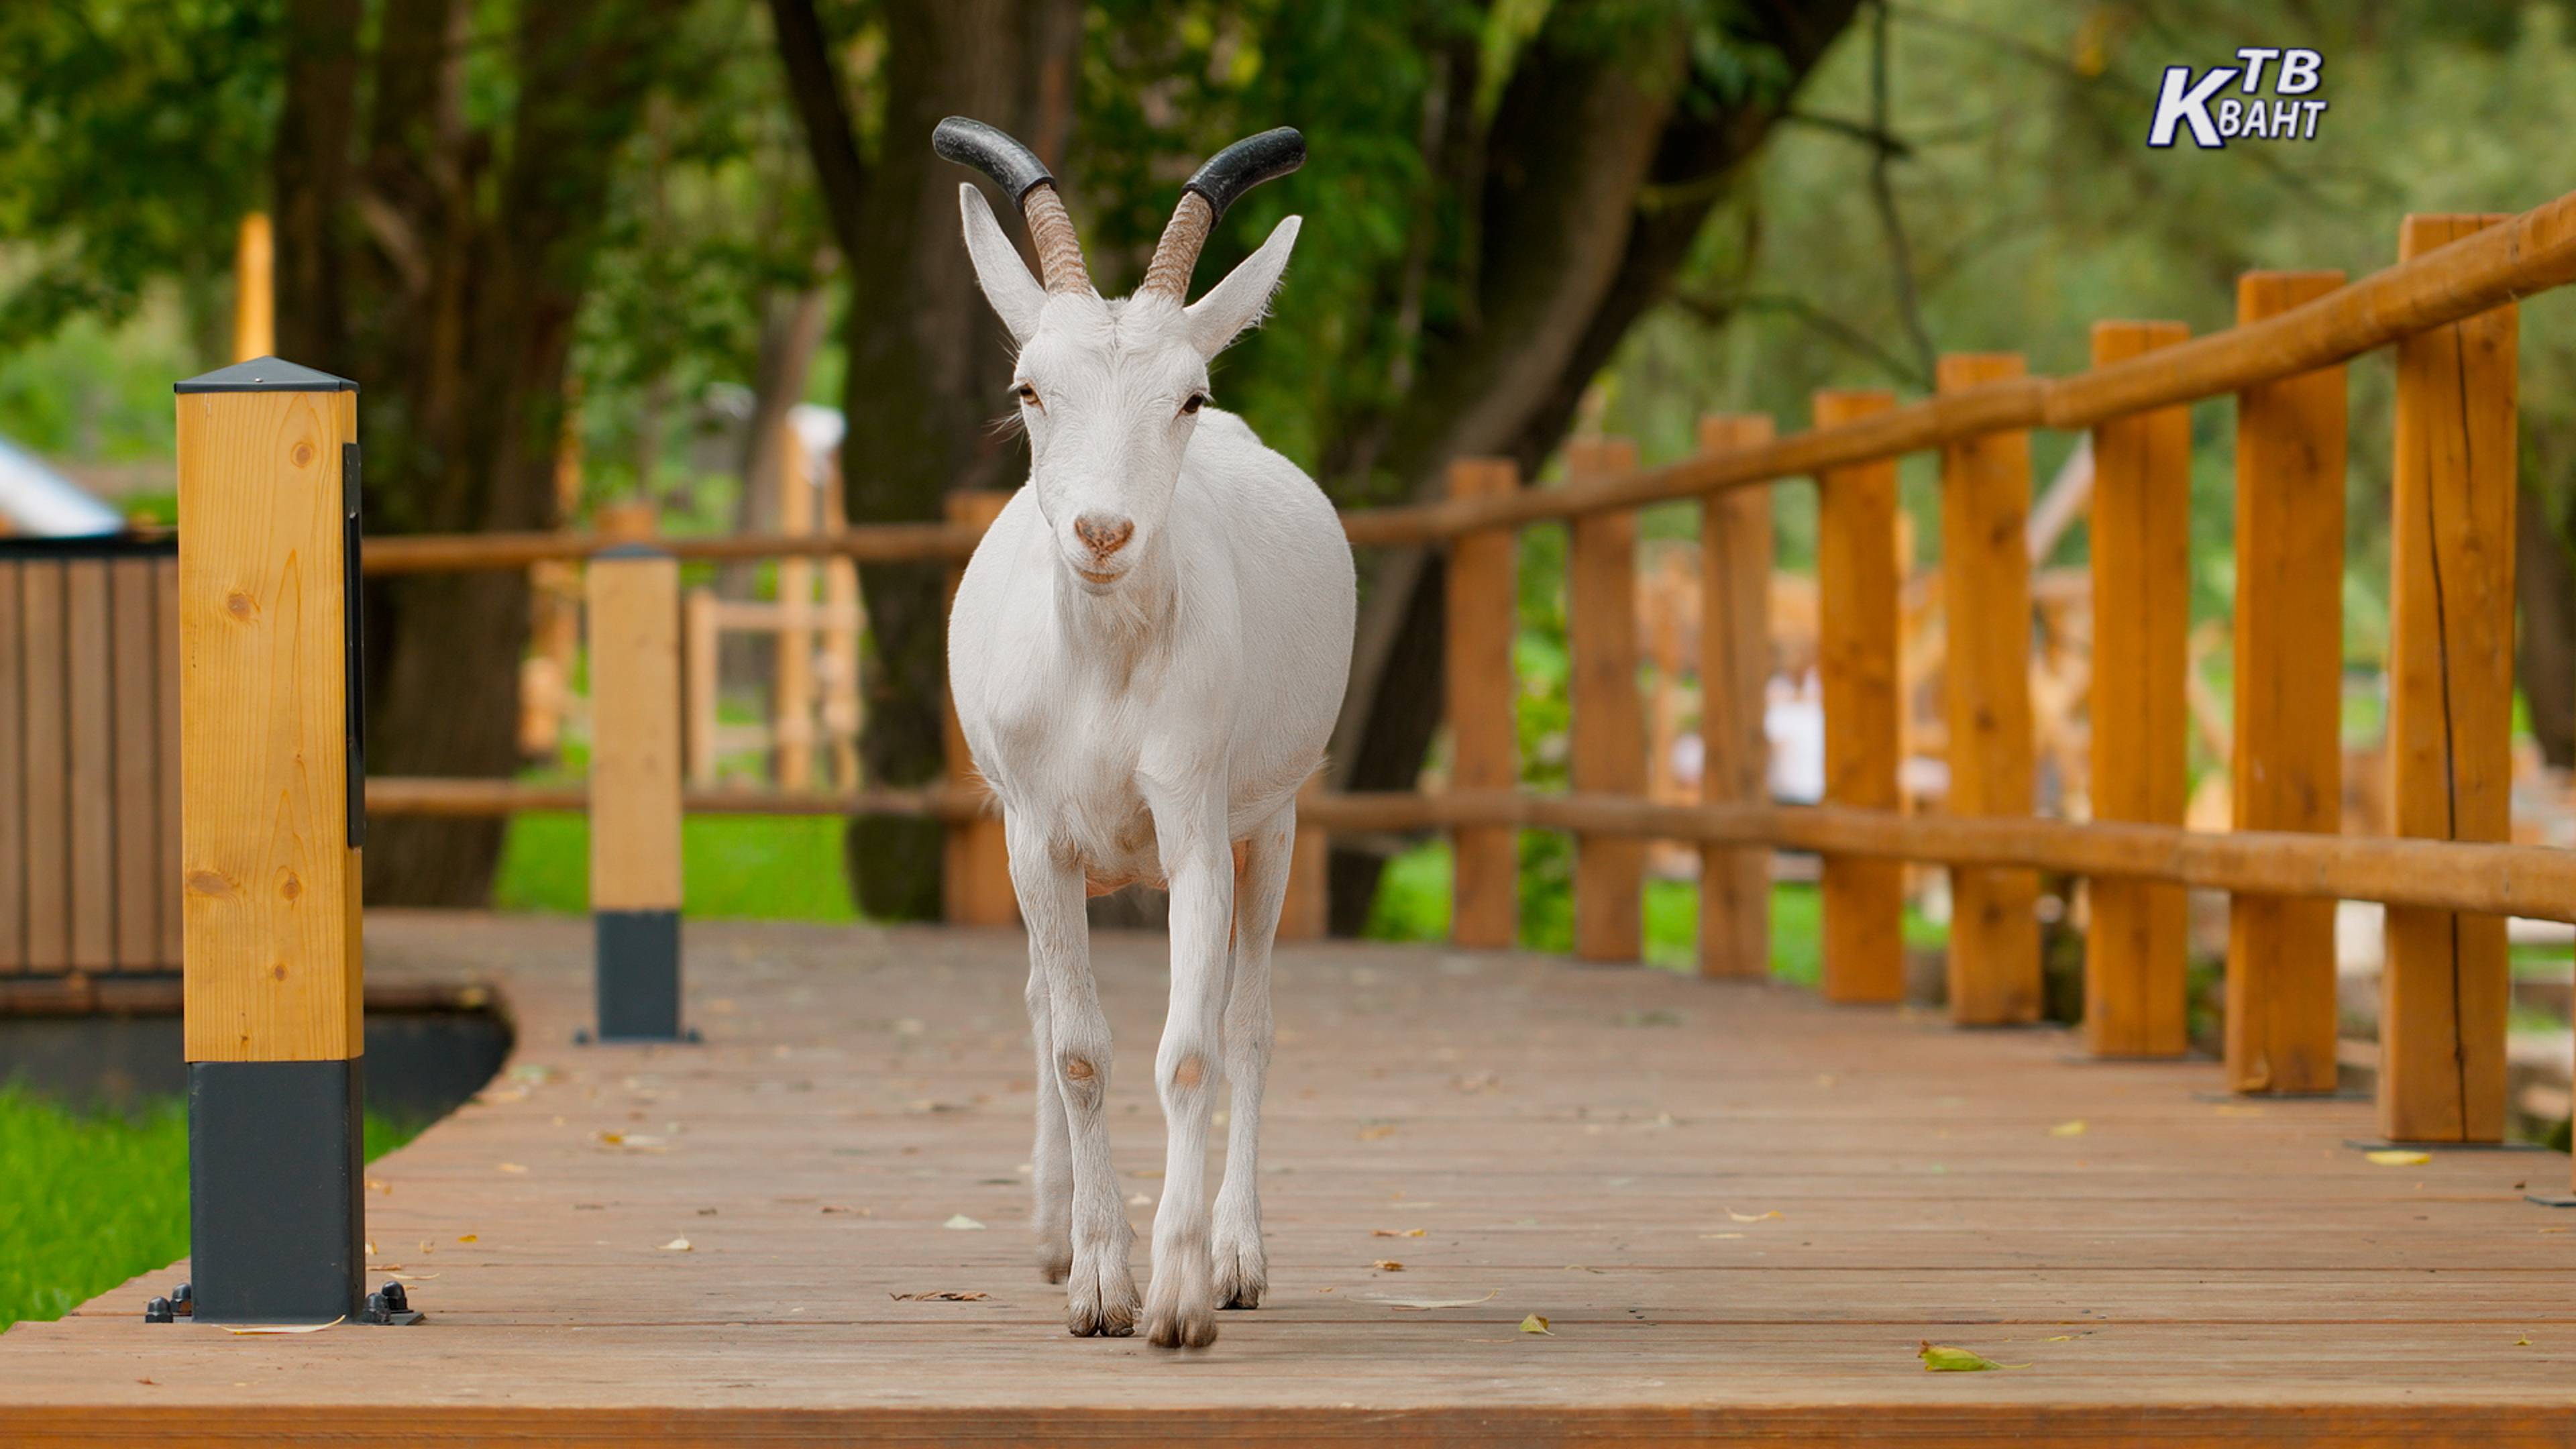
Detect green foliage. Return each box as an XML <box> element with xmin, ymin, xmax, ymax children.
<box><xmin>0</xmin><ymin>1</ymin><xmax>279</xmax><ymax>346</ymax></box>
<box><xmin>0</xmin><ymin>1087</ymin><xmax>418</xmax><ymax>1330</ymax></box>
<box><xmin>493</xmin><ymin>810</ymin><xmax>860</xmax><ymax>920</ymax></box>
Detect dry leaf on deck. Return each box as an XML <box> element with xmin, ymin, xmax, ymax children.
<box><xmin>456</xmin><ymin>1234</ymin><xmax>478</xmax><ymax>1244</ymax></box>
<box><xmin>221</xmin><ymin>1317</ymin><xmax>343</xmax><ymax>1336</ymax></box>
<box><xmin>2366</xmin><ymin>1150</ymin><xmax>2432</xmax><ymax>1167</ymax></box>
<box><xmin>1357</xmin><ymin>1290</ymin><xmax>1499</xmax><ymax>1310</ymax></box>
<box><xmin>659</xmin><ymin>1237</ymin><xmax>692</xmax><ymax>1252</ymax></box>
<box><xmin>890</xmin><ymin>1291</ymin><xmax>989</xmax><ymax>1301</ymax></box>
<box><xmin>943</xmin><ymin>1214</ymin><xmax>987</xmax><ymax>1231</ymax></box>
<box><xmin>497</xmin><ymin>1163</ymin><xmax>528</xmax><ymax>1174</ymax></box>
<box><xmin>1723</xmin><ymin>1209</ymin><xmax>1782</xmax><ymax>1223</ymax></box>
<box><xmin>1373</xmin><ymin>1227</ymin><xmax>1428</xmax><ymax>1238</ymax></box>
<box><xmin>2049</xmin><ymin>1120</ymin><xmax>2086</xmax><ymax>1138</ymax></box>
<box><xmin>1373</xmin><ymin>1260</ymin><xmax>1403</xmax><ymax>1271</ymax></box>
<box><xmin>1919</xmin><ymin>1341</ymin><xmax>2026</xmax><ymax>1371</ymax></box>
<box><xmin>1519</xmin><ymin>1313</ymin><xmax>1552</xmax><ymax>1335</ymax></box>
<box><xmin>2515</xmin><ymin>1334</ymin><xmax>2534</xmax><ymax>1346</ymax></box>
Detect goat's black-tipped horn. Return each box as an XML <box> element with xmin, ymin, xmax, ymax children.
<box><xmin>1138</xmin><ymin>126</ymin><xmax>1305</xmax><ymax>301</ymax></box>
<box><xmin>932</xmin><ymin>116</ymin><xmax>1093</xmax><ymax>295</ymax></box>
<box><xmin>1184</xmin><ymin>127</ymin><xmax>1305</xmax><ymax>224</ymax></box>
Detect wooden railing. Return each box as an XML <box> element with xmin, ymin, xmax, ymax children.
<box><xmin>358</xmin><ymin>190</ymin><xmax>2576</xmax><ymax>1166</ymax></box>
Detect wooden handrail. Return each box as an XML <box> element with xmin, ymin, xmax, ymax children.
<box><xmin>366</xmin><ymin>775</ymin><xmax>2576</xmax><ymax>924</ymax></box>
<box><xmin>1344</xmin><ymin>183</ymin><xmax>2576</xmax><ymax>543</ymax></box>
<box><xmin>362</xmin><ymin>523</ymin><xmax>980</xmax><ymax>574</ymax></box>
<box><xmin>365</xmin><ymin>775</ymin><xmax>978</xmax><ymax>820</ymax></box>
<box><xmin>1300</xmin><ymin>792</ymin><xmax>2576</xmax><ymax>924</ymax></box>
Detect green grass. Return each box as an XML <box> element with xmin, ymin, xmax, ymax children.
<box><xmin>0</xmin><ymin>1087</ymin><xmax>421</xmax><ymax>1331</ymax></box>
<box><xmin>1362</xmin><ymin>836</ymin><xmax>1945</xmax><ymax>982</ymax></box>
<box><xmin>492</xmin><ymin>810</ymin><xmax>859</xmax><ymax>920</ymax></box>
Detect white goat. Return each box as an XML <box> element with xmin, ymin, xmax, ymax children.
<box><xmin>936</xmin><ymin>119</ymin><xmax>1355</xmax><ymax>1348</ymax></box>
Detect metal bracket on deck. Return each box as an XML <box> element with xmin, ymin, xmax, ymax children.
<box><xmin>2525</xmin><ymin>1191</ymin><xmax>2576</xmax><ymax>1208</ymax></box>
<box><xmin>144</xmin><ymin>1280</ymin><xmax>423</xmax><ymax>1326</ymax></box>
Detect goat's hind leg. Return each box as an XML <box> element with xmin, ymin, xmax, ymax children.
<box><xmin>1212</xmin><ymin>800</ymin><xmax>1291</xmax><ymax>1310</ymax></box>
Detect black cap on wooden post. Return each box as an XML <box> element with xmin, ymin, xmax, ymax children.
<box><xmin>172</xmin><ymin>356</ymin><xmax>368</xmax><ymax>1326</ymax></box>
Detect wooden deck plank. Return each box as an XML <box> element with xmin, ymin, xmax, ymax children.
<box><xmin>3</xmin><ymin>914</ymin><xmax>2570</xmax><ymax>1446</ymax></box>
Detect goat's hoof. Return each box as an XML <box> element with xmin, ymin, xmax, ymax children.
<box><xmin>1064</xmin><ymin>1255</ymin><xmax>1138</xmax><ymax>1338</ymax></box>
<box><xmin>1034</xmin><ymin>1240</ymin><xmax>1073</xmax><ymax>1285</ymax></box>
<box><xmin>1212</xmin><ymin>1242</ymin><xmax>1267</xmax><ymax>1309</ymax></box>
<box><xmin>1144</xmin><ymin>1293</ymin><xmax>1218</xmax><ymax>1349</ymax></box>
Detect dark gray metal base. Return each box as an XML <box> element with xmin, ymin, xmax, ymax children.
<box><xmin>2190</xmin><ymin>1089</ymin><xmax>2374</xmax><ymax>1103</ymax></box>
<box><xmin>2343</xmin><ymin>1138</ymin><xmax>2550</xmax><ymax>1153</ymax></box>
<box><xmin>185</xmin><ymin>1059</ymin><xmax>364</xmax><ymax>1326</ymax></box>
<box><xmin>594</xmin><ymin>908</ymin><xmax>684</xmax><ymax>1040</ymax></box>
<box><xmin>2524</xmin><ymin>1192</ymin><xmax>2576</xmax><ymax>1208</ymax></box>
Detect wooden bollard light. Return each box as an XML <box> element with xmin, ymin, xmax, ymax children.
<box><xmin>586</xmin><ymin>541</ymin><xmax>689</xmax><ymax>1040</ymax></box>
<box><xmin>172</xmin><ymin>357</ymin><xmax>392</xmax><ymax>1326</ymax></box>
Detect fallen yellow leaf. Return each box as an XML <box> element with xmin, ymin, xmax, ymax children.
<box><xmin>456</xmin><ymin>1234</ymin><xmax>478</xmax><ymax>1244</ymax></box>
<box><xmin>2049</xmin><ymin>1120</ymin><xmax>2087</xmax><ymax>1138</ymax></box>
<box><xmin>1372</xmin><ymin>1227</ymin><xmax>1428</xmax><ymax>1238</ymax></box>
<box><xmin>1723</xmin><ymin>1208</ymin><xmax>1782</xmax><ymax>1223</ymax></box>
<box><xmin>222</xmin><ymin>1317</ymin><xmax>343</xmax><ymax>1336</ymax></box>
<box><xmin>2515</xmin><ymin>1334</ymin><xmax>2534</xmax><ymax>1346</ymax></box>
<box><xmin>1357</xmin><ymin>1290</ymin><xmax>1499</xmax><ymax>1310</ymax></box>
<box><xmin>497</xmin><ymin>1163</ymin><xmax>528</xmax><ymax>1175</ymax></box>
<box><xmin>1519</xmin><ymin>1313</ymin><xmax>1552</xmax><ymax>1335</ymax></box>
<box><xmin>659</xmin><ymin>1237</ymin><xmax>692</xmax><ymax>1252</ymax></box>
<box><xmin>1919</xmin><ymin>1341</ymin><xmax>2026</xmax><ymax>1372</ymax></box>
<box><xmin>943</xmin><ymin>1214</ymin><xmax>987</xmax><ymax>1231</ymax></box>
<box><xmin>2367</xmin><ymin>1150</ymin><xmax>2432</xmax><ymax>1167</ymax></box>
<box><xmin>1699</xmin><ymin>1232</ymin><xmax>1745</xmax><ymax>1240</ymax></box>
<box><xmin>1373</xmin><ymin>1260</ymin><xmax>1403</xmax><ymax>1272</ymax></box>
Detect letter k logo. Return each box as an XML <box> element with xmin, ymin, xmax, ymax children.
<box><xmin>2147</xmin><ymin>66</ymin><xmax>2241</xmax><ymax>148</ymax></box>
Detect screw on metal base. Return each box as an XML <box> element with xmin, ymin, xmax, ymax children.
<box><xmin>362</xmin><ymin>1281</ymin><xmax>424</xmax><ymax>1326</ymax></box>
<box><xmin>143</xmin><ymin>1282</ymin><xmax>195</xmax><ymax>1324</ymax></box>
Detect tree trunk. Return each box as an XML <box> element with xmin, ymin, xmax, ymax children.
<box><xmin>273</xmin><ymin>0</ymin><xmax>686</xmax><ymax>904</ymax></box>
<box><xmin>2517</xmin><ymin>477</ymin><xmax>2576</xmax><ymax>769</ymax></box>
<box><xmin>1323</xmin><ymin>1</ymin><xmax>1861</xmax><ymax>931</ymax></box>
<box><xmin>768</xmin><ymin>0</ymin><xmax>1082</xmax><ymax>919</ymax></box>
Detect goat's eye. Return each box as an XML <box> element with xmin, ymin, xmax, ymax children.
<box><xmin>1014</xmin><ymin>383</ymin><xmax>1040</xmax><ymax>409</ymax></box>
<box><xmin>1180</xmin><ymin>392</ymin><xmax>1208</xmax><ymax>416</ymax></box>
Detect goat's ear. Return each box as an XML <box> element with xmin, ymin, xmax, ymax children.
<box><xmin>959</xmin><ymin>183</ymin><xmax>1046</xmax><ymax>344</ymax></box>
<box><xmin>1183</xmin><ymin>215</ymin><xmax>1300</xmax><ymax>358</ymax></box>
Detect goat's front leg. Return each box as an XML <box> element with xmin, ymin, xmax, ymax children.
<box><xmin>1212</xmin><ymin>798</ymin><xmax>1292</xmax><ymax>1309</ymax></box>
<box><xmin>1024</xmin><ymin>943</ymin><xmax>1073</xmax><ymax>1283</ymax></box>
<box><xmin>1010</xmin><ymin>820</ymin><xmax>1137</xmax><ymax>1336</ymax></box>
<box><xmin>1142</xmin><ymin>792</ymin><xmax>1234</xmax><ymax>1348</ymax></box>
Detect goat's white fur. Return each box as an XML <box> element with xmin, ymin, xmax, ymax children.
<box><xmin>947</xmin><ymin>182</ymin><xmax>1355</xmax><ymax>1348</ymax></box>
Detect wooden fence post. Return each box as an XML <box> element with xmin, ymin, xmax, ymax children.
<box><xmin>1275</xmin><ymin>771</ymin><xmax>1330</xmax><ymax>943</ymax></box>
<box><xmin>684</xmin><ymin>586</ymin><xmax>720</xmax><ymax>784</ymax></box>
<box><xmin>1697</xmin><ymin>416</ymin><xmax>1773</xmax><ymax>978</ymax></box>
<box><xmin>1567</xmin><ymin>437</ymin><xmax>1645</xmax><ymax>964</ymax></box>
<box><xmin>231</xmin><ymin>214</ymin><xmax>273</xmax><ymax>363</ymax></box>
<box><xmin>1447</xmin><ymin>458</ymin><xmax>1520</xmax><ymax>949</ymax></box>
<box><xmin>1938</xmin><ymin>354</ymin><xmax>2041</xmax><ymax>1026</ymax></box>
<box><xmin>588</xmin><ymin>537</ymin><xmax>686</xmax><ymax>1041</ymax></box>
<box><xmin>2226</xmin><ymin>270</ymin><xmax>2349</xmax><ymax>1095</ymax></box>
<box><xmin>1814</xmin><ymin>390</ymin><xmax>1905</xmax><ymax>1003</ymax></box>
<box><xmin>2086</xmin><ymin>320</ymin><xmax>2194</xmax><ymax>1057</ymax></box>
<box><xmin>943</xmin><ymin>492</ymin><xmax>1017</xmax><ymax>926</ymax></box>
<box><xmin>2383</xmin><ymin>215</ymin><xmax>2518</xmax><ymax>1142</ymax></box>
<box><xmin>775</xmin><ymin>425</ymin><xmax>816</xmax><ymax>790</ymax></box>
<box><xmin>175</xmin><ymin>357</ymin><xmax>366</xmax><ymax>1325</ymax></box>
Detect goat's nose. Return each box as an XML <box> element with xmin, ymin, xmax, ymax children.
<box><xmin>1073</xmin><ymin>513</ymin><xmax>1134</xmax><ymax>556</ymax></box>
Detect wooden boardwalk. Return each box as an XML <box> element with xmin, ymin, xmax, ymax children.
<box><xmin>5</xmin><ymin>911</ymin><xmax>2573</xmax><ymax>1445</ymax></box>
